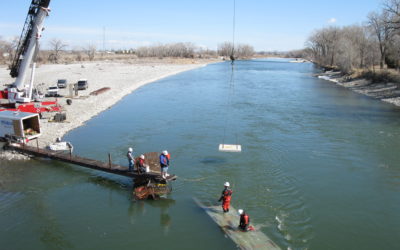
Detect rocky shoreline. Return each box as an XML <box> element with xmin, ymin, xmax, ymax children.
<box><xmin>316</xmin><ymin>70</ymin><xmax>400</xmax><ymax>107</ymax></box>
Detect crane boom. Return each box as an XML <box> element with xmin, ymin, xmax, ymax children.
<box><xmin>0</xmin><ymin>0</ymin><xmax>61</xmax><ymax>114</ymax></box>
<box><xmin>9</xmin><ymin>0</ymin><xmax>50</xmax><ymax>93</ymax></box>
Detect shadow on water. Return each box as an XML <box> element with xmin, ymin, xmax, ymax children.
<box><xmin>88</xmin><ymin>175</ymin><xmax>131</xmax><ymax>191</ymax></box>
<box><xmin>199</xmin><ymin>156</ymin><xmax>227</xmax><ymax>165</ymax></box>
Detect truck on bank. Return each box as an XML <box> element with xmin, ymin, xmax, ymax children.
<box><xmin>0</xmin><ymin>111</ymin><xmax>41</xmax><ymax>142</ymax></box>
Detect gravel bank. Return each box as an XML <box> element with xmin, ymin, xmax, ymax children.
<box><xmin>0</xmin><ymin>59</ymin><xmax>215</xmax><ymax>150</ymax></box>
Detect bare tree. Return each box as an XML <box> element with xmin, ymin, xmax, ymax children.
<box><xmin>48</xmin><ymin>38</ymin><xmax>67</xmax><ymax>63</ymax></box>
<box><xmin>304</xmin><ymin>1</ymin><xmax>400</xmax><ymax>73</ymax></box>
<box><xmin>384</xmin><ymin>0</ymin><xmax>400</xmax><ymax>28</ymax></box>
<box><xmin>0</xmin><ymin>36</ymin><xmax>18</xmax><ymax>64</ymax></box>
<box><xmin>322</xmin><ymin>27</ymin><xmax>340</xmax><ymax>66</ymax></box>
<box><xmin>197</xmin><ymin>47</ymin><xmax>217</xmax><ymax>59</ymax></box>
<box><xmin>217</xmin><ymin>42</ymin><xmax>254</xmax><ymax>59</ymax></box>
<box><xmin>305</xmin><ymin>31</ymin><xmax>323</xmax><ymax>64</ymax></box>
<box><xmin>306</xmin><ymin>25</ymin><xmax>377</xmax><ymax>72</ymax></box>
<box><xmin>237</xmin><ymin>44</ymin><xmax>255</xmax><ymax>58</ymax></box>
<box><xmin>306</xmin><ymin>27</ymin><xmax>341</xmax><ymax>67</ymax></box>
<box><xmin>368</xmin><ymin>11</ymin><xmax>394</xmax><ymax>68</ymax></box>
<box><xmin>385</xmin><ymin>34</ymin><xmax>400</xmax><ymax>69</ymax></box>
<box><xmin>0</xmin><ymin>37</ymin><xmax>9</xmax><ymax>64</ymax></box>
<box><xmin>217</xmin><ymin>42</ymin><xmax>234</xmax><ymax>57</ymax></box>
<box><xmin>86</xmin><ymin>44</ymin><xmax>96</xmax><ymax>61</ymax></box>
<box><xmin>339</xmin><ymin>25</ymin><xmax>373</xmax><ymax>69</ymax></box>
<box><xmin>135</xmin><ymin>42</ymin><xmax>197</xmax><ymax>58</ymax></box>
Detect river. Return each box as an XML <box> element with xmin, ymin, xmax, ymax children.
<box><xmin>1</xmin><ymin>58</ymin><xmax>399</xmax><ymax>249</ymax></box>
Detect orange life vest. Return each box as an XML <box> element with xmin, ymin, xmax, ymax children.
<box><xmin>243</xmin><ymin>214</ymin><xmax>249</xmax><ymax>225</ymax></box>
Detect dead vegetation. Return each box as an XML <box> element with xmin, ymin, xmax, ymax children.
<box><xmin>349</xmin><ymin>68</ymin><xmax>400</xmax><ymax>84</ymax></box>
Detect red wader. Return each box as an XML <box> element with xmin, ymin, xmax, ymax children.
<box><xmin>240</xmin><ymin>213</ymin><xmax>250</xmax><ymax>231</ymax></box>
<box><xmin>222</xmin><ymin>195</ymin><xmax>231</xmax><ymax>211</ymax></box>
<box><xmin>221</xmin><ymin>189</ymin><xmax>232</xmax><ymax>212</ymax></box>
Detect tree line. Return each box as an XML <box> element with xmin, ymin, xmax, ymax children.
<box><xmin>0</xmin><ymin>36</ymin><xmax>255</xmax><ymax>65</ymax></box>
<box><xmin>305</xmin><ymin>0</ymin><xmax>400</xmax><ymax>73</ymax></box>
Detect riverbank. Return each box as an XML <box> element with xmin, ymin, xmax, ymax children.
<box><xmin>0</xmin><ymin>58</ymin><xmax>219</xmax><ymax>151</ymax></box>
<box><xmin>316</xmin><ymin>70</ymin><xmax>400</xmax><ymax>107</ymax></box>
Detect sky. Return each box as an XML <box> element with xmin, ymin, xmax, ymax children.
<box><xmin>0</xmin><ymin>0</ymin><xmax>384</xmax><ymax>51</ymax></box>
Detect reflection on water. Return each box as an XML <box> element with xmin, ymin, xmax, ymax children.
<box><xmin>128</xmin><ymin>198</ymin><xmax>174</xmax><ymax>235</ymax></box>
<box><xmin>1</xmin><ymin>59</ymin><xmax>400</xmax><ymax>249</ymax></box>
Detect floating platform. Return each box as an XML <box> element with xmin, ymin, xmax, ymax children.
<box><xmin>219</xmin><ymin>144</ymin><xmax>242</xmax><ymax>152</ymax></box>
<box><xmin>194</xmin><ymin>198</ymin><xmax>280</xmax><ymax>250</ymax></box>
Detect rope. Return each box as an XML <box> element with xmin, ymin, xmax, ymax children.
<box><xmin>231</xmin><ymin>0</ymin><xmax>236</xmax><ymax>62</ymax></box>
<box><xmin>222</xmin><ymin>63</ymin><xmax>235</xmax><ymax>145</ymax></box>
<box><xmin>222</xmin><ymin>0</ymin><xmax>238</xmax><ymax>147</ymax></box>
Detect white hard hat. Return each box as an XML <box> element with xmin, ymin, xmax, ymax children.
<box><xmin>140</xmin><ymin>154</ymin><xmax>145</xmax><ymax>159</ymax></box>
<box><xmin>224</xmin><ymin>182</ymin><xmax>230</xmax><ymax>187</ymax></box>
<box><xmin>238</xmin><ymin>209</ymin><xmax>243</xmax><ymax>215</ymax></box>
<box><xmin>162</xmin><ymin>150</ymin><xmax>168</xmax><ymax>155</ymax></box>
<box><xmin>128</xmin><ymin>147</ymin><xmax>133</xmax><ymax>152</ymax></box>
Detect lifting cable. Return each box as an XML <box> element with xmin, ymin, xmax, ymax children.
<box><xmin>219</xmin><ymin>0</ymin><xmax>241</xmax><ymax>153</ymax></box>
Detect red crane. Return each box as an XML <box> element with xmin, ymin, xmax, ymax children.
<box><xmin>0</xmin><ymin>0</ymin><xmax>61</xmax><ymax>114</ymax></box>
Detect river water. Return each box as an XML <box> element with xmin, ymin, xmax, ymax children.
<box><xmin>1</xmin><ymin>59</ymin><xmax>399</xmax><ymax>250</ymax></box>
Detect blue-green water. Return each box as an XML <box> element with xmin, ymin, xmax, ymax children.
<box><xmin>1</xmin><ymin>59</ymin><xmax>400</xmax><ymax>249</ymax></box>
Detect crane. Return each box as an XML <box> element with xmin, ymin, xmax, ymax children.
<box><xmin>0</xmin><ymin>0</ymin><xmax>60</xmax><ymax>114</ymax></box>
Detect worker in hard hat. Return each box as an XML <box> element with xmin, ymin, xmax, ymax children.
<box><xmin>159</xmin><ymin>150</ymin><xmax>170</xmax><ymax>179</ymax></box>
<box><xmin>127</xmin><ymin>147</ymin><xmax>134</xmax><ymax>172</ymax></box>
<box><xmin>137</xmin><ymin>154</ymin><xmax>147</xmax><ymax>174</ymax></box>
<box><xmin>238</xmin><ymin>209</ymin><xmax>250</xmax><ymax>231</ymax></box>
<box><xmin>218</xmin><ymin>182</ymin><xmax>233</xmax><ymax>213</ymax></box>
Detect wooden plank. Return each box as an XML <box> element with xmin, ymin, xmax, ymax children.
<box><xmin>194</xmin><ymin>199</ymin><xmax>280</xmax><ymax>250</ymax></box>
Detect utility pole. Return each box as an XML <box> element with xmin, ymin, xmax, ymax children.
<box><xmin>103</xmin><ymin>26</ymin><xmax>106</xmax><ymax>52</ymax></box>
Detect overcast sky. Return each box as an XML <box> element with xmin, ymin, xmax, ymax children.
<box><xmin>0</xmin><ymin>0</ymin><xmax>383</xmax><ymax>51</ymax></box>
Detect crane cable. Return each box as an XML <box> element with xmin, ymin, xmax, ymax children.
<box><xmin>222</xmin><ymin>0</ymin><xmax>239</xmax><ymax>147</ymax></box>
<box><xmin>231</xmin><ymin>0</ymin><xmax>236</xmax><ymax>63</ymax></box>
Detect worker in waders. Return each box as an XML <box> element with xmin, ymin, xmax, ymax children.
<box><xmin>238</xmin><ymin>209</ymin><xmax>250</xmax><ymax>231</ymax></box>
<box><xmin>127</xmin><ymin>147</ymin><xmax>134</xmax><ymax>172</ymax></box>
<box><xmin>218</xmin><ymin>182</ymin><xmax>232</xmax><ymax>213</ymax></box>
<box><xmin>159</xmin><ymin>150</ymin><xmax>170</xmax><ymax>179</ymax></box>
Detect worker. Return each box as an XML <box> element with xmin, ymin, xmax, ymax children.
<box><xmin>127</xmin><ymin>147</ymin><xmax>134</xmax><ymax>172</ymax></box>
<box><xmin>238</xmin><ymin>209</ymin><xmax>250</xmax><ymax>231</ymax></box>
<box><xmin>218</xmin><ymin>182</ymin><xmax>232</xmax><ymax>213</ymax></box>
<box><xmin>137</xmin><ymin>154</ymin><xmax>147</xmax><ymax>174</ymax></box>
<box><xmin>159</xmin><ymin>150</ymin><xmax>170</xmax><ymax>179</ymax></box>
